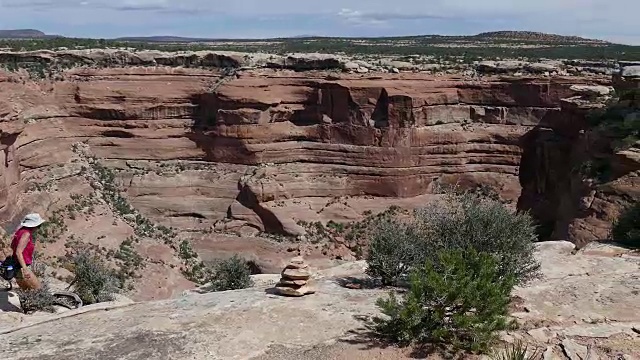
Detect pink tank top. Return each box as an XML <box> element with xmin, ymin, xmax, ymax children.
<box><xmin>11</xmin><ymin>228</ymin><xmax>35</xmax><ymax>266</ymax></box>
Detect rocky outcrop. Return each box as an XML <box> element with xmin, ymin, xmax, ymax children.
<box><xmin>0</xmin><ymin>49</ymin><xmax>352</xmax><ymax>73</ymax></box>
<box><xmin>0</xmin><ymin>48</ymin><xmax>628</xmax><ymax>77</ymax></box>
<box><xmin>621</xmin><ymin>65</ymin><xmax>640</xmax><ymax>79</ymax></box>
<box><xmin>475</xmin><ymin>59</ymin><xmax>620</xmax><ymax>77</ymax></box>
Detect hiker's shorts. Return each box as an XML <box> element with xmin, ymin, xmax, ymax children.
<box><xmin>14</xmin><ymin>265</ymin><xmax>31</xmax><ymax>280</ymax></box>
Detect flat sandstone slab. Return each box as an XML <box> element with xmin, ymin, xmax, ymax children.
<box><xmin>0</xmin><ymin>281</ymin><xmax>387</xmax><ymax>360</ymax></box>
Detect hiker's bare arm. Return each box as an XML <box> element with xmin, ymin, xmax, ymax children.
<box><xmin>15</xmin><ymin>232</ymin><xmax>30</xmax><ymax>269</ymax></box>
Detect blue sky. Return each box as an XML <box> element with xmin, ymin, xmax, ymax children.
<box><xmin>0</xmin><ymin>0</ymin><xmax>638</xmax><ymax>44</ymax></box>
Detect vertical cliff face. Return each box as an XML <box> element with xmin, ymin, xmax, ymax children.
<box><xmin>517</xmin><ymin>101</ymin><xmax>596</xmax><ymax>242</ymax></box>
<box><xmin>517</xmin><ymin>78</ymin><xmax>640</xmax><ymax>246</ymax></box>
<box><xmin>0</xmin><ymin>64</ymin><xmax>626</xmax><ymax>245</ymax></box>
<box><xmin>0</xmin><ymin>123</ymin><xmax>23</xmax><ymax>226</ymax></box>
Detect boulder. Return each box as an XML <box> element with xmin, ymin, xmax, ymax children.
<box><xmin>526</xmin><ymin>63</ymin><xmax>560</xmax><ymax>73</ymax></box>
<box><xmin>621</xmin><ymin>66</ymin><xmax>640</xmax><ymax>78</ymax></box>
<box><xmin>569</xmin><ymin>85</ymin><xmax>613</xmax><ymax>97</ymax></box>
<box><xmin>342</xmin><ymin>62</ymin><xmax>359</xmax><ymax>71</ymax></box>
<box><xmin>561</xmin><ymin>339</ymin><xmax>589</xmax><ymax>360</ymax></box>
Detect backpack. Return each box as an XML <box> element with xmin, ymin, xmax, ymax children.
<box><xmin>0</xmin><ymin>255</ymin><xmax>20</xmax><ymax>282</ymax></box>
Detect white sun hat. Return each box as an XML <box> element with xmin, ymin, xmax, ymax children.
<box><xmin>20</xmin><ymin>213</ymin><xmax>46</xmax><ymax>228</ymax></box>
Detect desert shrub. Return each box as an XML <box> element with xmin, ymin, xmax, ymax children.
<box><xmin>30</xmin><ymin>255</ymin><xmax>47</xmax><ymax>278</ymax></box>
<box><xmin>178</xmin><ymin>240</ymin><xmax>209</xmax><ymax>285</ymax></box>
<box><xmin>491</xmin><ymin>340</ymin><xmax>540</xmax><ymax>360</ymax></box>
<box><xmin>366</xmin><ymin>190</ymin><xmax>540</xmax><ymax>286</ymax></box>
<box><xmin>16</xmin><ymin>284</ymin><xmax>57</xmax><ymax>314</ymax></box>
<box><xmin>207</xmin><ymin>255</ymin><xmax>253</xmax><ymax>292</ymax></box>
<box><xmin>415</xmin><ymin>191</ymin><xmax>540</xmax><ymax>284</ymax></box>
<box><xmin>373</xmin><ymin>248</ymin><xmax>516</xmax><ymax>354</ymax></box>
<box><xmin>611</xmin><ymin>202</ymin><xmax>640</xmax><ymax>249</ymax></box>
<box><xmin>31</xmin><ymin>260</ymin><xmax>47</xmax><ymax>278</ymax></box>
<box><xmin>366</xmin><ymin>219</ymin><xmax>426</xmax><ymax>286</ymax></box>
<box><xmin>69</xmin><ymin>253</ymin><xmax>119</xmax><ymax>304</ymax></box>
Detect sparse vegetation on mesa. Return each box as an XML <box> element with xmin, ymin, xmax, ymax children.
<box><xmin>1</xmin><ymin>32</ymin><xmax>640</xmax><ymax>61</ymax></box>
<box><xmin>38</xmin><ymin>142</ymin><xmax>212</xmax><ymax>287</ymax></box>
<box><xmin>296</xmin><ymin>205</ymin><xmax>406</xmax><ymax>257</ymax></box>
<box><xmin>112</xmin><ymin>237</ymin><xmax>146</xmax><ymax>287</ymax></box>
<box><xmin>30</xmin><ymin>192</ymin><xmax>99</xmax><ymax>243</ymax></box>
<box><xmin>74</xmin><ymin>144</ymin><xmax>215</xmax><ymax>284</ymax></box>
<box><xmin>84</xmin><ymin>157</ymin><xmax>176</xmax><ymax>243</ymax></box>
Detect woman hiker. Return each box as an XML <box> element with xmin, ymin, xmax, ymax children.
<box><xmin>10</xmin><ymin>213</ymin><xmax>46</xmax><ymax>290</ymax></box>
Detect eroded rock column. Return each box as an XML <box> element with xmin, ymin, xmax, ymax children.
<box><xmin>0</xmin><ymin>123</ymin><xmax>23</xmax><ymax>228</ymax></box>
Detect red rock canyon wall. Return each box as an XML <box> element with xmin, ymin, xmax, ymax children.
<box><xmin>2</xmin><ymin>66</ymin><xmax>628</xmax><ymax>243</ymax></box>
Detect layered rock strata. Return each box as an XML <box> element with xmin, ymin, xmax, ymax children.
<box><xmin>0</xmin><ymin>64</ymin><xmax>620</xmax><ymax>243</ymax></box>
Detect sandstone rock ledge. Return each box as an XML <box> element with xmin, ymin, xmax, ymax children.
<box><xmin>0</xmin><ymin>242</ymin><xmax>638</xmax><ymax>360</ymax></box>
<box><xmin>0</xmin><ymin>280</ymin><xmax>387</xmax><ymax>360</ymax></box>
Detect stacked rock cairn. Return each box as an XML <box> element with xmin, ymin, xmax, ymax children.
<box><xmin>274</xmin><ymin>256</ymin><xmax>316</xmax><ymax>297</ymax></box>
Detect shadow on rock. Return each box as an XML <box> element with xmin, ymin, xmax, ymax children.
<box><xmin>339</xmin><ymin>314</ymin><xmax>441</xmax><ymax>359</ymax></box>
<box><xmin>0</xmin><ymin>290</ymin><xmax>22</xmax><ymax>313</ymax></box>
<box><xmin>264</xmin><ymin>287</ymin><xmax>280</xmax><ymax>296</ymax></box>
<box><xmin>333</xmin><ymin>276</ymin><xmax>381</xmax><ymax>290</ymax></box>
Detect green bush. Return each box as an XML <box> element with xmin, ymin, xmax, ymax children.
<box><xmin>611</xmin><ymin>202</ymin><xmax>640</xmax><ymax>249</ymax></box>
<box><xmin>178</xmin><ymin>240</ymin><xmax>209</xmax><ymax>285</ymax></box>
<box><xmin>69</xmin><ymin>253</ymin><xmax>119</xmax><ymax>304</ymax></box>
<box><xmin>16</xmin><ymin>284</ymin><xmax>57</xmax><ymax>314</ymax></box>
<box><xmin>30</xmin><ymin>256</ymin><xmax>47</xmax><ymax>278</ymax></box>
<box><xmin>415</xmin><ymin>191</ymin><xmax>541</xmax><ymax>284</ymax></box>
<box><xmin>373</xmin><ymin>248</ymin><xmax>516</xmax><ymax>354</ymax></box>
<box><xmin>365</xmin><ymin>219</ymin><xmax>425</xmax><ymax>286</ymax></box>
<box><xmin>491</xmin><ymin>341</ymin><xmax>540</xmax><ymax>360</ymax></box>
<box><xmin>366</xmin><ymin>190</ymin><xmax>540</xmax><ymax>286</ymax></box>
<box><xmin>207</xmin><ymin>255</ymin><xmax>253</xmax><ymax>292</ymax></box>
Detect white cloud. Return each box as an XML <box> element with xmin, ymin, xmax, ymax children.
<box><xmin>337</xmin><ymin>8</ymin><xmax>452</xmax><ymax>26</ymax></box>
<box><xmin>338</xmin><ymin>9</ymin><xmax>385</xmax><ymax>26</ymax></box>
